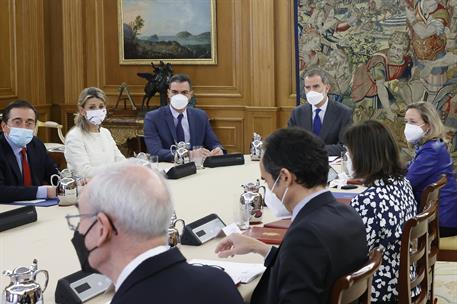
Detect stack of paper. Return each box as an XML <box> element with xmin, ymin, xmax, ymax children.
<box><xmin>188</xmin><ymin>259</ymin><xmax>265</xmax><ymax>284</ymax></box>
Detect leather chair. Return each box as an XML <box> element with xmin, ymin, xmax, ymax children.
<box><xmin>419</xmin><ymin>175</ymin><xmax>446</xmax><ymax>303</ymax></box>
<box><xmin>330</xmin><ymin>248</ymin><xmax>383</xmax><ymax>304</ymax></box>
<box><xmin>398</xmin><ymin>200</ymin><xmax>439</xmax><ymax>304</ymax></box>
<box><xmin>419</xmin><ymin>175</ymin><xmax>457</xmax><ymax>262</ymax></box>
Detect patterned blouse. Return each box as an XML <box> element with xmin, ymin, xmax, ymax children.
<box><xmin>350</xmin><ymin>177</ymin><xmax>417</xmax><ymax>302</ymax></box>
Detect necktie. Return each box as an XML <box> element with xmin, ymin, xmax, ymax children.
<box><xmin>313</xmin><ymin>108</ymin><xmax>322</xmax><ymax>135</ymax></box>
<box><xmin>176</xmin><ymin>113</ymin><xmax>185</xmax><ymax>142</ymax></box>
<box><xmin>21</xmin><ymin>148</ymin><xmax>32</xmax><ymax>186</ymax></box>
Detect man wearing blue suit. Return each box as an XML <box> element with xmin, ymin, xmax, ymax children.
<box><xmin>144</xmin><ymin>74</ymin><xmax>223</xmax><ymax>162</ymax></box>
<box><xmin>288</xmin><ymin>69</ymin><xmax>353</xmax><ymax>156</ymax></box>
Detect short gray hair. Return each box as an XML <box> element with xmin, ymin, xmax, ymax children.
<box><xmin>304</xmin><ymin>69</ymin><xmax>330</xmax><ymax>85</ymax></box>
<box><xmin>83</xmin><ymin>160</ymin><xmax>174</xmax><ymax>239</ymax></box>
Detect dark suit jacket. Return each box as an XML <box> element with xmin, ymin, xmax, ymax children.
<box><xmin>288</xmin><ymin>100</ymin><xmax>353</xmax><ymax>156</ymax></box>
<box><xmin>251</xmin><ymin>191</ymin><xmax>368</xmax><ymax>304</ymax></box>
<box><xmin>144</xmin><ymin>106</ymin><xmax>222</xmax><ymax>162</ymax></box>
<box><xmin>111</xmin><ymin>247</ymin><xmax>244</xmax><ymax>304</ymax></box>
<box><xmin>0</xmin><ymin>133</ymin><xmax>58</xmax><ymax>203</ymax></box>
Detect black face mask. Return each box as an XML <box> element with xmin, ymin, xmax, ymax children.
<box><xmin>71</xmin><ymin>220</ymin><xmax>100</xmax><ymax>274</ymax></box>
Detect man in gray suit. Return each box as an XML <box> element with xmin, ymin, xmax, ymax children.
<box><xmin>288</xmin><ymin>69</ymin><xmax>352</xmax><ymax>156</ymax></box>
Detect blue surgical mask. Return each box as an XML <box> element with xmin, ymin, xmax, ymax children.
<box><xmin>7</xmin><ymin>127</ymin><xmax>34</xmax><ymax>147</ymax></box>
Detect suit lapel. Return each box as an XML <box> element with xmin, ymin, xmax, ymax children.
<box><xmin>25</xmin><ymin>141</ymin><xmax>38</xmax><ymax>185</ymax></box>
<box><xmin>113</xmin><ymin>247</ymin><xmax>186</xmax><ymax>302</ymax></box>
<box><xmin>186</xmin><ymin>108</ymin><xmax>196</xmax><ymax>147</ymax></box>
<box><xmin>164</xmin><ymin>107</ymin><xmax>178</xmax><ymax>144</ymax></box>
<box><xmin>320</xmin><ymin>100</ymin><xmax>335</xmax><ymax>141</ymax></box>
<box><xmin>304</xmin><ymin>104</ymin><xmax>313</xmax><ymax>131</ymax></box>
<box><xmin>0</xmin><ymin>135</ymin><xmax>22</xmax><ymax>183</ymax></box>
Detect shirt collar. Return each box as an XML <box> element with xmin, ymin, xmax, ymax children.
<box><xmin>4</xmin><ymin>133</ymin><xmax>23</xmax><ymax>154</ymax></box>
<box><xmin>169</xmin><ymin>105</ymin><xmax>187</xmax><ymax>119</ymax></box>
<box><xmin>312</xmin><ymin>96</ymin><xmax>329</xmax><ymax>114</ymax></box>
<box><xmin>291</xmin><ymin>189</ymin><xmax>329</xmax><ymax>221</ymax></box>
<box><xmin>115</xmin><ymin>245</ymin><xmax>170</xmax><ymax>291</ymax></box>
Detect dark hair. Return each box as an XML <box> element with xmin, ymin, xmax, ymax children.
<box><xmin>343</xmin><ymin>120</ymin><xmax>405</xmax><ymax>186</ymax></box>
<box><xmin>262</xmin><ymin>127</ymin><xmax>329</xmax><ymax>188</ymax></box>
<box><xmin>2</xmin><ymin>100</ymin><xmax>38</xmax><ymax>123</ymax></box>
<box><xmin>168</xmin><ymin>74</ymin><xmax>192</xmax><ymax>89</ymax></box>
<box><xmin>304</xmin><ymin>69</ymin><xmax>330</xmax><ymax>85</ymax></box>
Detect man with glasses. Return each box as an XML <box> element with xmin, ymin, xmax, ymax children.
<box><xmin>66</xmin><ymin>161</ymin><xmax>243</xmax><ymax>304</ymax></box>
<box><xmin>0</xmin><ymin>100</ymin><xmax>58</xmax><ymax>203</ymax></box>
<box><xmin>143</xmin><ymin>73</ymin><xmax>224</xmax><ymax>162</ymax></box>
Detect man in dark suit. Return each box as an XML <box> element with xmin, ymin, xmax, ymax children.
<box><xmin>144</xmin><ymin>74</ymin><xmax>223</xmax><ymax>162</ymax></box>
<box><xmin>216</xmin><ymin>128</ymin><xmax>368</xmax><ymax>304</ymax></box>
<box><xmin>72</xmin><ymin>161</ymin><xmax>243</xmax><ymax>304</ymax></box>
<box><xmin>288</xmin><ymin>69</ymin><xmax>353</xmax><ymax>156</ymax></box>
<box><xmin>0</xmin><ymin>100</ymin><xmax>58</xmax><ymax>203</ymax></box>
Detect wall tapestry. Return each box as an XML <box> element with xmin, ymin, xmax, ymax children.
<box><xmin>295</xmin><ymin>0</ymin><xmax>457</xmax><ymax>165</ymax></box>
<box><xmin>118</xmin><ymin>0</ymin><xmax>217</xmax><ymax>65</ymax></box>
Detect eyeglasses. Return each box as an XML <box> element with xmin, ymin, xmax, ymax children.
<box><xmin>65</xmin><ymin>213</ymin><xmax>97</xmax><ymax>231</ymax></box>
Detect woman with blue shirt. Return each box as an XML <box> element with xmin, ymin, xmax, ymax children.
<box><xmin>405</xmin><ymin>102</ymin><xmax>457</xmax><ymax>237</ymax></box>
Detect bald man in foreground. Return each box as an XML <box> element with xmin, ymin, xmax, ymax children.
<box><xmin>67</xmin><ymin>160</ymin><xmax>243</xmax><ymax>304</ymax></box>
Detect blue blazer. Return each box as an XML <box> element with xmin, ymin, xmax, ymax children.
<box><xmin>110</xmin><ymin>247</ymin><xmax>243</xmax><ymax>304</ymax></box>
<box><xmin>287</xmin><ymin>99</ymin><xmax>353</xmax><ymax>156</ymax></box>
<box><xmin>407</xmin><ymin>139</ymin><xmax>457</xmax><ymax>228</ymax></box>
<box><xmin>0</xmin><ymin>133</ymin><xmax>58</xmax><ymax>203</ymax></box>
<box><xmin>144</xmin><ymin>106</ymin><xmax>222</xmax><ymax>162</ymax></box>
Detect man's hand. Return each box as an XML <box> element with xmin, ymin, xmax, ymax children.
<box><xmin>190</xmin><ymin>147</ymin><xmax>210</xmax><ymax>159</ymax></box>
<box><xmin>215</xmin><ymin>233</ymin><xmax>270</xmax><ymax>258</ymax></box>
<box><xmin>46</xmin><ymin>186</ymin><xmax>57</xmax><ymax>198</ymax></box>
<box><xmin>209</xmin><ymin>147</ymin><xmax>223</xmax><ymax>156</ymax></box>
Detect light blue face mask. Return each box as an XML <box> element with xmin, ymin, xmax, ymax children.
<box><xmin>7</xmin><ymin>127</ymin><xmax>34</xmax><ymax>147</ymax></box>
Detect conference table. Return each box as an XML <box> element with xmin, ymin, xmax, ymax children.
<box><xmin>0</xmin><ymin>156</ymin><xmax>364</xmax><ymax>303</ymax></box>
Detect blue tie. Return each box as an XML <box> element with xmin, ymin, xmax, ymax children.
<box><xmin>313</xmin><ymin>109</ymin><xmax>322</xmax><ymax>135</ymax></box>
<box><xmin>176</xmin><ymin>113</ymin><xmax>185</xmax><ymax>142</ymax></box>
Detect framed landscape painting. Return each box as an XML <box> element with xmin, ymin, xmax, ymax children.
<box><xmin>118</xmin><ymin>0</ymin><xmax>217</xmax><ymax>65</ymax></box>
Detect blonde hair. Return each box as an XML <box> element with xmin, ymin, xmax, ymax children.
<box><xmin>74</xmin><ymin>87</ymin><xmax>106</xmax><ymax>132</ymax></box>
<box><xmin>406</xmin><ymin>102</ymin><xmax>444</xmax><ymax>144</ymax></box>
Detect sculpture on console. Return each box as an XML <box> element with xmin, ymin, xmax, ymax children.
<box><xmin>137</xmin><ymin>61</ymin><xmax>173</xmax><ymax>110</ymax></box>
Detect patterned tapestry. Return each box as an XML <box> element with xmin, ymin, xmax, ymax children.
<box><xmin>294</xmin><ymin>0</ymin><xmax>457</xmax><ymax>167</ymax></box>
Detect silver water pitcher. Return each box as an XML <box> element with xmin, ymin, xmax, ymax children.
<box><xmin>241</xmin><ymin>180</ymin><xmax>266</xmax><ymax>224</ymax></box>
<box><xmin>170</xmin><ymin>142</ymin><xmax>190</xmax><ymax>165</ymax></box>
<box><xmin>250</xmin><ymin>133</ymin><xmax>263</xmax><ymax>161</ymax></box>
<box><xmin>168</xmin><ymin>211</ymin><xmax>185</xmax><ymax>247</ymax></box>
<box><xmin>2</xmin><ymin>259</ymin><xmax>49</xmax><ymax>304</ymax></box>
<box><xmin>50</xmin><ymin>169</ymin><xmax>79</xmax><ymax>206</ymax></box>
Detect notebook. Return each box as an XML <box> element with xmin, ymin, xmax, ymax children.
<box><xmin>243</xmin><ymin>226</ymin><xmax>287</xmax><ymax>245</ymax></box>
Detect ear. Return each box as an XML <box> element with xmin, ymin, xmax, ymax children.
<box><xmin>325</xmin><ymin>84</ymin><xmax>331</xmax><ymax>94</ymax></box>
<box><xmin>1</xmin><ymin>121</ymin><xmax>8</xmax><ymax>133</ymax></box>
<box><xmin>280</xmin><ymin>168</ymin><xmax>294</xmax><ymax>187</ymax></box>
<box><xmin>79</xmin><ymin>107</ymin><xmax>86</xmax><ymax>117</ymax></box>
<box><xmin>167</xmin><ymin>89</ymin><xmax>172</xmax><ymax>100</ymax></box>
<box><xmin>95</xmin><ymin>213</ymin><xmax>115</xmax><ymax>247</ymax></box>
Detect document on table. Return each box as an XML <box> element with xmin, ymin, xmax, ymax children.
<box><xmin>188</xmin><ymin>259</ymin><xmax>266</xmax><ymax>284</ymax></box>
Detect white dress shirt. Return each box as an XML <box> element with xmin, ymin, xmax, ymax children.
<box><xmin>115</xmin><ymin>245</ymin><xmax>170</xmax><ymax>291</ymax></box>
<box><xmin>169</xmin><ymin>106</ymin><xmax>190</xmax><ymax>143</ymax></box>
<box><xmin>311</xmin><ymin>97</ymin><xmax>329</xmax><ymax>125</ymax></box>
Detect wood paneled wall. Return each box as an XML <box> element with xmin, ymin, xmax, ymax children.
<box><xmin>0</xmin><ymin>0</ymin><xmax>296</xmax><ymax>153</ymax></box>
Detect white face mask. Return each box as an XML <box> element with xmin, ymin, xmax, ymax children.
<box><xmin>170</xmin><ymin>94</ymin><xmax>189</xmax><ymax>110</ymax></box>
<box><xmin>264</xmin><ymin>175</ymin><xmax>290</xmax><ymax>218</ymax></box>
<box><xmin>85</xmin><ymin>108</ymin><xmax>107</xmax><ymax>126</ymax></box>
<box><xmin>404</xmin><ymin>123</ymin><xmax>425</xmax><ymax>143</ymax></box>
<box><xmin>305</xmin><ymin>91</ymin><xmax>324</xmax><ymax>106</ymax></box>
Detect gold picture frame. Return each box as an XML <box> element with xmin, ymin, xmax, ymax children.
<box><xmin>118</xmin><ymin>0</ymin><xmax>217</xmax><ymax>65</ymax></box>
